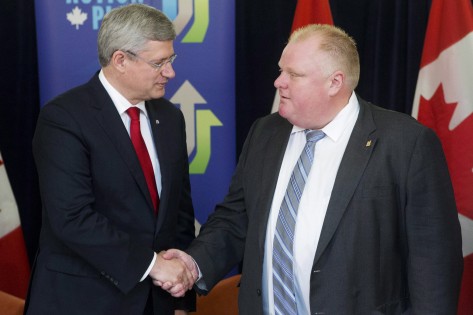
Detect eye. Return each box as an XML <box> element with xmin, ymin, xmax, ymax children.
<box><xmin>289</xmin><ymin>72</ymin><xmax>302</xmax><ymax>78</ymax></box>
<box><xmin>155</xmin><ymin>60</ymin><xmax>166</xmax><ymax>67</ymax></box>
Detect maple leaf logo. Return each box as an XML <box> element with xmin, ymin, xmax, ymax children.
<box><xmin>67</xmin><ymin>6</ymin><xmax>87</xmax><ymax>30</ymax></box>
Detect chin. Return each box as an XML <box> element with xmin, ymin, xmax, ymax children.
<box><xmin>152</xmin><ymin>91</ymin><xmax>165</xmax><ymax>100</ymax></box>
<box><xmin>278</xmin><ymin>105</ymin><xmax>289</xmax><ymax>118</ymax></box>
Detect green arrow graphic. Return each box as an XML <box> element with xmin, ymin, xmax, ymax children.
<box><xmin>182</xmin><ymin>0</ymin><xmax>209</xmax><ymax>43</ymax></box>
<box><xmin>189</xmin><ymin>109</ymin><xmax>222</xmax><ymax>174</ymax></box>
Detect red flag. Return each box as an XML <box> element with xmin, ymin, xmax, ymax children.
<box><xmin>291</xmin><ymin>0</ymin><xmax>333</xmax><ymax>32</ymax></box>
<box><xmin>412</xmin><ymin>0</ymin><xmax>473</xmax><ymax>313</ymax></box>
<box><xmin>0</xmin><ymin>153</ymin><xmax>30</xmax><ymax>299</ymax></box>
<box><xmin>271</xmin><ymin>0</ymin><xmax>334</xmax><ymax>112</ymax></box>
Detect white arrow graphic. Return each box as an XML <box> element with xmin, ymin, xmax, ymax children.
<box><xmin>172</xmin><ymin>0</ymin><xmax>193</xmax><ymax>36</ymax></box>
<box><xmin>170</xmin><ymin>80</ymin><xmax>206</xmax><ymax>155</ymax></box>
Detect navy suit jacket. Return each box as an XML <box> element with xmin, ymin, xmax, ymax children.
<box><xmin>26</xmin><ymin>73</ymin><xmax>195</xmax><ymax>314</ymax></box>
<box><xmin>187</xmin><ymin>96</ymin><xmax>463</xmax><ymax>314</ymax></box>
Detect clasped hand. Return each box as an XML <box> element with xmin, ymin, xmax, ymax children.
<box><xmin>149</xmin><ymin>250</ymin><xmax>198</xmax><ymax>297</ymax></box>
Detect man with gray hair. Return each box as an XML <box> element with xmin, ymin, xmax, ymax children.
<box><xmin>25</xmin><ymin>4</ymin><xmax>196</xmax><ymax>314</ymax></box>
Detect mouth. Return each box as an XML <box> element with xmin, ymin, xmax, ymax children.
<box><xmin>278</xmin><ymin>91</ymin><xmax>289</xmax><ymax>100</ymax></box>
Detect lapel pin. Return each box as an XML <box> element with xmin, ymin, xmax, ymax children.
<box><xmin>366</xmin><ymin>140</ymin><xmax>372</xmax><ymax>147</ymax></box>
<box><xmin>155</xmin><ymin>120</ymin><xmax>160</xmax><ymax>125</ymax></box>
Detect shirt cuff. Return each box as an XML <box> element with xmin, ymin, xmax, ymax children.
<box><xmin>140</xmin><ymin>252</ymin><xmax>157</xmax><ymax>282</ymax></box>
<box><xmin>192</xmin><ymin>257</ymin><xmax>207</xmax><ymax>290</ymax></box>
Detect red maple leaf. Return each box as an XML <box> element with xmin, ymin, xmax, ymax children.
<box><xmin>418</xmin><ymin>84</ymin><xmax>473</xmax><ymax>220</ymax></box>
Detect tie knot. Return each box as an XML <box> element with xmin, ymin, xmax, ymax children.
<box><xmin>305</xmin><ymin>129</ymin><xmax>325</xmax><ymax>143</ymax></box>
<box><xmin>126</xmin><ymin>107</ymin><xmax>140</xmax><ymax>121</ymax></box>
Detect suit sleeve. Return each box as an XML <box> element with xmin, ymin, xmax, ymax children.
<box><xmin>33</xmin><ymin>103</ymin><xmax>154</xmax><ymax>294</ymax></box>
<box><xmin>405</xmin><ymin>127</ymin><xmax>463</xmax><ymax>313</ymax></box>
<box><xmin>185</xmin><ymin>119</ymin><xmax>262</xmax><ymax>292</ymax></box>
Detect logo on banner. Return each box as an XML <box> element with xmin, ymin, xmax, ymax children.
<box><xmin>64</xmin><ymin>0</ymin><xmax>209</xmax><ymax>43</ymax></box>
<box><xmin>162</xmin><ymin>0</ymin><xmax>209</xmax><ymax>43</ymax></box>
<box><xmin>65</xmin><ymin>0</ymin><xmax>123</xmax><ymax>30</ymax></box>
<box><xmin>67</xmin><ymin>6</ymin><xmax>88</xmax><ymax>29</ymax></box>
<box><xmin>170</xmin><ymin>81</ymin><xmax>222</xmax><ymax>174</ymax></box>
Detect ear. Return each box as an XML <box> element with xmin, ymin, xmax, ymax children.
<box><xmin>328</xmin><ymin>70</ymin><xmax>344</xmax><ymax>96</ymax></box>
<box><xmin>110</xmin><ymin>50</ymin><xmax>128</xmax><ymax>73</ymax></box>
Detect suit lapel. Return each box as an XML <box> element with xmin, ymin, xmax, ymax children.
<box><xmin>313</xmin><ymin>98</ymin><xmax>377</xmax><ymax>264</ymax></box>
<box><xmin>256</xmin><ymin>117</ymin><xmax>293</xmax><ymax>256</ymax></box>
<box><xmin>89</xmin><ymin>75</ymin><xmax>155</xmax><ymax>212</ymax></box>
<box><xmin>146</xmin><ymin>100</ymin><xmax>171</xmax><ymax>231</ymax></box>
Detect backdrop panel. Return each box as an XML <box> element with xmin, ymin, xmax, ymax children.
<box><xmin>35</xmin><ymin>0</ymin><xmax>236</xmax><ymax>227</ymax></box>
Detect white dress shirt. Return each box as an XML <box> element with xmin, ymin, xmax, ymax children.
<box><xmin>262</xmin><ymin>92</ymin><xmax>360</xmax><ymax>315</ymax></box>
<box><xmin>98</xmin><ymin>70</ymin><xmax>160</xmax><ymax>281</ymax></box>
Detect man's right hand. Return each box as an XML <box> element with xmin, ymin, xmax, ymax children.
<box><xmin>148</xmin><ymin>251</ymin><xmax>195</xmax><ymax>297</ymax></box>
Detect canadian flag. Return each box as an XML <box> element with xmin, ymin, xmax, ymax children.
<box><xmin>290</xmin><ymin>0</ymin><xmax>333</xmax><ymax>31</ymax></box>
<box><xmin>412</xmin><ymin>0</ymin><xmax>473</xmax><ymax>313</ymax></box>
<box><xmin>0</xmin><ymin>152</ymin><xmax>30</xmax><ymax>299</ymax></box>
<box><xmin>271</xmin><ymin>0</ymin><xmax>333</xmax><ymax>113</ymax></box>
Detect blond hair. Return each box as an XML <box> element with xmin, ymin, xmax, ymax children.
<box><xmin>289</xmin><ymin>24</ymin><xmax>360</xmax><ymax>90</ymax></box>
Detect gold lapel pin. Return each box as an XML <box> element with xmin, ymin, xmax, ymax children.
<box><xmin>366</xmin><ymin>140</ymin><xmax>372</xmax><ymax>147</ymax></box>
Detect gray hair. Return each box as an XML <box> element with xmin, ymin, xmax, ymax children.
<box><xmin>289</xmin><ymin>24</ymin><xmax>360</xmax><ymax>90</ymax></box>
<box><xmin>97</xmin><ymin>4</ymin><xmax>176</xmax><ymax>67</ymax></box>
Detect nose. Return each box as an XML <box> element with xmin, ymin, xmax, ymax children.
<box><xmin>274</xmin><ymin>72</ymin><xmax>287</xmax><ymax>89</ymax></box>
<box><xmin>161</xmin><ymin>62</ymin><xmax>175</xmax><ymax>79</ymax></box>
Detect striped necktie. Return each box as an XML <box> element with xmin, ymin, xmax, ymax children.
<box><xmin>272</xmin><ymin>129</ymin><xmax>325</xmax><ymax>315</ymax></box>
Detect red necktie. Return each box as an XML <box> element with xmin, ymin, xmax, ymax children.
<box><xmin>126</xmin><ymin>107</ymin><xmax>159</xmax><ymax>213</ymax></box>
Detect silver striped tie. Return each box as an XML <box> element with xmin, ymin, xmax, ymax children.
<box><xmin>272</xmin><ymin>129</ymin><xmax>325</xmax><ymax>315</ymax></box>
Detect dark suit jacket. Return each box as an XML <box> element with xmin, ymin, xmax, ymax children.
<box><xmin>26</xmin><ymin>73</ymin><xmax>196</xmax><ymax>314</ymax></box>
<box><xmin>187</xmin><ymin>97</ymin><xmax>463</xmax><ymax>314</ymax></box>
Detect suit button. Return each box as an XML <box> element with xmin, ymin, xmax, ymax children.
<box><xmin>256</xmin><ymin>289</ymin><xmax>261</xmax><ymax>296</ymax></box>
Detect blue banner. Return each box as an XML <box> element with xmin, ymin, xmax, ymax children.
<box><xmin>35</xmin><ymin>0</ymin><xmax>235</xmax><ymax>228</ymax></box>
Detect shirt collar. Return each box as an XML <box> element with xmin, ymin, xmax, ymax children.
<box><xmin>291</xmin><ymin>92</ymin><xmax>360</xmax><ymax>142</ymax></box>
<box><xmin>98</xmin><ymin>70</ymin><xmax>147</xmax><ymax>116</ymax></box>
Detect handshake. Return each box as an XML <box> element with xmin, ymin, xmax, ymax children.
<box><xmin>149</xmin><ymin>249</ymin><xmax>198</xmax><ymax>297</ymax></box>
